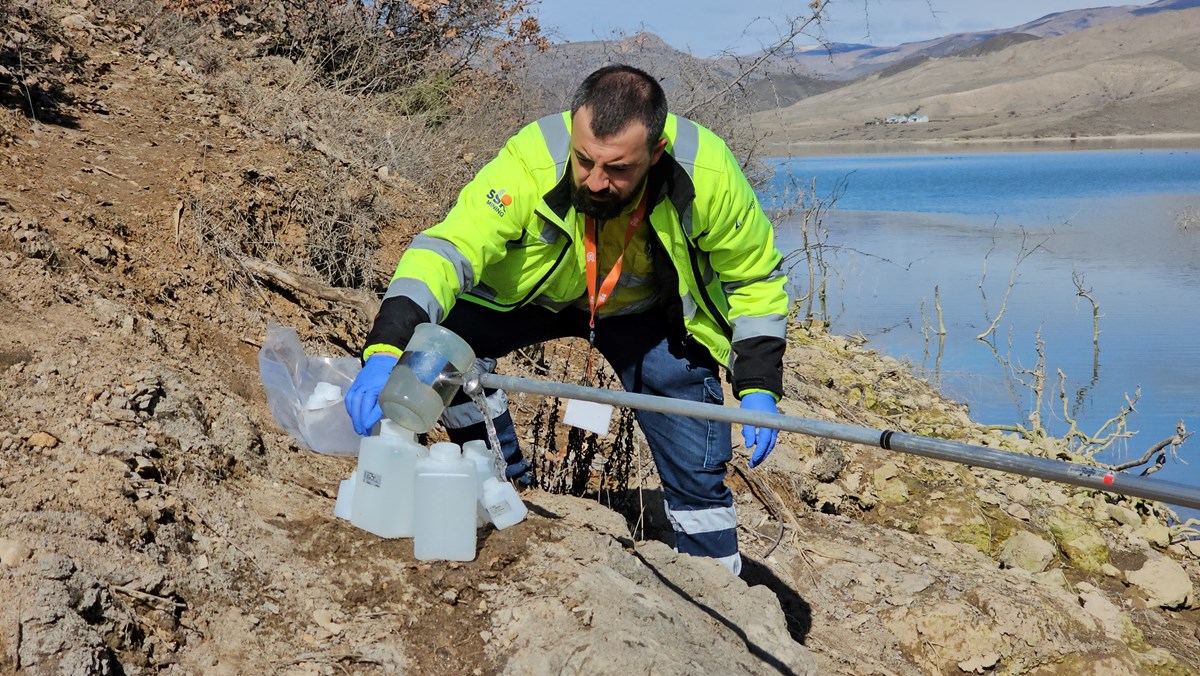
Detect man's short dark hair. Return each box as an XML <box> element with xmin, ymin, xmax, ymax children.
<box><xmin>570</xmin><ymin>65</ymin><xmax>667</xmax><ymax>150</ymax></box>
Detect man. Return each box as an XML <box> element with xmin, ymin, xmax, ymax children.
<box><xmin>346</xmin><ymin>65</ymin><xmax>788</xmax><ymax>575</ymax></box>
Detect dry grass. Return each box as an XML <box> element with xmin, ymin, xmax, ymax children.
<box><xmin>100</xmin><ymin>0</ymin><xmax>542</xmax><ymax>292</ymax></box>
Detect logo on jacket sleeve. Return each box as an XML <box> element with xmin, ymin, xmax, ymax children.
<box><xmin>485</xmin><ymin>189</ymin><xmax>513</xmax><ymax>216</ymax></box>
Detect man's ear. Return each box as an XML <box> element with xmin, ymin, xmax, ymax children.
<box><xmin>650</xmin><ymin>137</ymin><xmax>668</xmax><ymax>165</ymax></box>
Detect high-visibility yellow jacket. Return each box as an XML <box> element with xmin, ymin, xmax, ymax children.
<box><xmin>364</xmin><ymin>112</ymin><xmax>789</xmax><ymax>397</ymax></box>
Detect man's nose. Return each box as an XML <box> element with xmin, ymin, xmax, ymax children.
<box><xmin>586</xmin><ymin>171</ymin><xmax>609</xmax><ymax>193</ymax></box>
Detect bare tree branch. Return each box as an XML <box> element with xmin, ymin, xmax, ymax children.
<box><xmin>682</xmin><ymin>1</ymin><xmax>832</xmax><ymax>117</ymax></box>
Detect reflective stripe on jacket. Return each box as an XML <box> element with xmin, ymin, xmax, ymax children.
<box><xmin>364</xmin><ymin>112</ymin><xmax>789</xmax><ymax>397</ymax></box>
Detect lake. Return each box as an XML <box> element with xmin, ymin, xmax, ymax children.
<box><xmin>763</xmin><ymin>148</ymin><xmax>1200</xmax><ymax>522</ymax></box>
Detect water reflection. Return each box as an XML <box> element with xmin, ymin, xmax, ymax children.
<box><xmin>773</xmin><ymin>189</ymin><xmax>1200</xmax><ymax>520</ymax></box>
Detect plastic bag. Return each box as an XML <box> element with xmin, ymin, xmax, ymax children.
<box><xmin>258</xmin><ymin>322</ymin><xmax>362</xmax><ymax>455</ymax></box>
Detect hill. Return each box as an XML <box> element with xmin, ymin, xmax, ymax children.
<box><xmin>516</xmin><ymin>32</ymin><xmax>841</xmax><ymax>116</ymax></box>
<box><xmin>755</xmin><ymin>7</ymin><xmax>1200</xmax><ymax>148</ymax></box>
<box><xmin>770</xmin><ymin>0</ymin><xmax>1195</xmax><ymax>81</ymax></box>
<box><xmin>1</xmin><ymin>2</ymin><xmax>1198</xmax><ymax>674</ymax></box>
<box><xmin>525</xmin><ymin>2</ymin><xmax>1200</xmax><ymax>132</ymax></box>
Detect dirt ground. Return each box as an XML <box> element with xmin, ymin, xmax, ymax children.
<box><xmin>2</xmin><ymin>3</ymin><xmax>1199</xmax><ymax>675</ymax></box>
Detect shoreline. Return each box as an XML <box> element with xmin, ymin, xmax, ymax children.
<box><xmin>763</xmin><ymin>132</ymin><xmax>1200</xmax><ymax>157</ymax></box>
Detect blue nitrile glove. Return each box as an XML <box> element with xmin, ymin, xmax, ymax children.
<box><xmin>740</xmin><ymin>391</ymin><xmax>780</xmax><ymax>468</ymax></box>
<box><xmin>345</xmin><ymin>353</ymin><xmax>399</xmax><ymax>435</ymax></box>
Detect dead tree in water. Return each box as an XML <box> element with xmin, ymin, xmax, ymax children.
<box><xmin>1103</xmin><ymin>421</ymin><xmax>1192</xmax><ymax>476</ymax></box>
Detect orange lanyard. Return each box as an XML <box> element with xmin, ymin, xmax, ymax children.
<box><xmin>584</xmin><ymin>191</ymin><xmax>649</xmax><ymax>346</ymax></box>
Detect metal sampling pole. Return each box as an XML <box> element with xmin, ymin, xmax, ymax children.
<box><xmin>460</xmin><ymin>370</ymin><xmax>1200</xmax><ymax>511</ymax></box>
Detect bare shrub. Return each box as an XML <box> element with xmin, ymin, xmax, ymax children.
<box><xmin>210</xmin><ymin>53</ymin><xmax>532</xmax><ymax>222</ymax></box>
<box><xmin>1</xmin><ymin>0</ymin><xmax>87</xmax><ymax>122</ymax></box>
<box><xmin>508</xmin><ymin>340</ymin><xmax>645</xmax><ymax>504</ymax></box>
<box><xmin>182</xmin><ymin>161</ymin><xmax>392</xmax><ymax>291</ymax></box>
<box><xmin>100</xmin><ymin>0</ymin><xmax>547</xmax><ymax>295</ymax></box>
<box><xmin>1177</xmin><ymin>205</ymin><xmax>1199</xmax><ymax>232</ymax></box>
<box><xmin>93</xmin><ymin>0</ymin><xmax>230</xmax><ymax>74</ymax></box>
<box><xmin>185</xmin><ymin>171</ymin><xmax>292</xmax><ymax>277</ymax></box>
<box><xmin>145</xmin><ymin>0</ymin><xmax>547</xmax><ymax>96</ymax></box>
<box><xmin>294</xmin><ymin>163</ymin><xmax>391</xmax><ymax>289</ymax></box>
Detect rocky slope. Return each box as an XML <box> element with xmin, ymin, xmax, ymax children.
<box><xmin>2</xmin><ymin>3</ymin><xmax>1198</xmax><ymax>675</ymax></box>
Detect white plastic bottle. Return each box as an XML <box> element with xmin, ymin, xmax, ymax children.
<box><xmin>333</xmin><ymin>471</ymin><xmax>355</xmax><ymax>521</ymax></box>
<box><xmin>481</xmin><ymin>477</ymin><xmax>528</xmax><ymax>530</ymax></box>
<box><xmin>462</xmin><ymin>440</ymin><xmax>499</xmax><ymax>527</ymax></box>
<box><xmin>350</xmin><ymin>419</ymin><xmax>424</xmax><ymax>538</ymax></box>
<box><xmin>413</xmin><ymin>442</ymin><xmax>477</xmax><ymax>561</ymax></box>
<box><xmin>298</xmin><ymin>381</ymin><xmax>360</xmax><ymax>455</ymax></box>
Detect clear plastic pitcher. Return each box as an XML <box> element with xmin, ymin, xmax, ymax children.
<box><xmin>379</xmin><ymin>323</ymin><xmax>476</xmax><ymax>433</ymax></box>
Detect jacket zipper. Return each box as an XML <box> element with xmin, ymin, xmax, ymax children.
<box><xmin>467</xmin><ymin>210</ymin><xmax>572</xmax><ymax>309</ymax></box>
<box><xmin>684</xmin><ymin>235</ymin><xmax>732</xmax><ymax>339</ymax></box>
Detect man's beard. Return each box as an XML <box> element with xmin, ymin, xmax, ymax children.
<box><xmin>571</xmin><ymin>182</ymin><xmax>635</xmax><ymax>220</ymax></box>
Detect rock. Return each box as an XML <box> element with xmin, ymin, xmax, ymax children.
<box><xmin>61</xmin><ymin>14</ymin><xmax>94</xmax><ymax>31</ymax></box>
<box><xmin>37</xmin><ymin>554</ymin><xmax>76</xmax><ymax>580</ymax></box>
<box><xmin>1125</xmin><ymin>558</ymin><xmax>1194</xmax><ymax>609</ymax></box>
<box><xmin>1047</xmin><ymin>511</ymin><xmax>1109</xmax><ymax>573</ymax></box>
<box><xmin>878</xmin><ymin>478</ymin><xmax>909</xmax><ymax>504</ymax></box>
<box><xmin>1005</xmin><ymin>503</ymin><xmax>1031</xmax><ymax>521</ymax></box>
<box><xmin>1078</xmin><ymin>590</ymin><xmax>1124</xmax><ymax>639</ymax></box>
<box><xmin>812</xmin><ymin>482</ymin><xmax>847</xmax><ymax>512</ymax></box>
<box><xmin>886</xmin><ymin>600</ymin><xmax>1005</xmax><ymax>674</ymax></box>
<box><xmin>918</xmin><ymin>499</ymin><xmax>991</xmax><ymax>553</ymax></box>
<box><xmin>1101</xmin><ymin>563</ymin><xmax>1122</xmax><ymax>579</ymax></box>
<box><xmin>27</xmin><ymin>431</ymin><xmax>59</xmax><ymax>448</ymax></box>
<box><xmin>1135</xmin><ymin>522</ymin><xmax>1171</xmax><ymax>549</ymax></box>
<box><xmin>872</xmin><ymin>462</ymin><xmax>899</xmax><ymax>485</ymax></box>
<box><xmin>1106</xmin><ymin>504</ymin><xmax>1140</xmax><ymax>527</ymax></box>
<box><xmin>0</xmin><ymin>538</ymin><xmax>33</xmax><ymax>566</ymax></box>
<box><xmin>977</xmin><ymin>490</ymin><xmax>1003</xmax><ymax>506</ymax></box>
<box><xmin>312</xmin><ymin>608</ymin><xmax>343</xmax><ymax>635</ymax></box>
<box><xmin>958</xmin><ymin>652</ymin><xmax>1000</xmax><ymax>673</ymax></box>
<box><xmin>1045</xmin><ymin>487</ymin><xmax>1069</xmax><ymax>506</ymax></box>
<box><xmin>999</xmin><ymin>531</ymin><xmax>1056</xmax><ymax>573</ymax></box>
<box><xmin>1002</xmin><ymin>483</ymin><xmax>1031</xmax><ymax>503</ymax></box>
<box><xmin>1034</xmin><ymin>569</ymin><xmax>1070</xmax><ymax>591</ymax></box>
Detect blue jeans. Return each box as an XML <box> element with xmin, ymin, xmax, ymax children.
<box><xmin>441</xmin><ymin>300</ymin><xmax>740</xmax><ymax>572</ymax></box>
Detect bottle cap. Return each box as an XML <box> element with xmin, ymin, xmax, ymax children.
<box><xmin>305</xmin><ymin>381</ymin><xmax>343</xmax><ymax>410</ymax></box>
<box><xmin>378</xmin><ymin>419</ymin><xmax>415</xmax><ymax>440</ymax></box>
<box><xmin>429</xmin><ymin>441</ymin><xmax>462</xmax><ymax>462</ymax></box>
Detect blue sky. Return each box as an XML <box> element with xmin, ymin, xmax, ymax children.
<box><xmin>531</xmin><ymin>0</ymin><xmax>1156</xmax><ymax>56</ymax></box>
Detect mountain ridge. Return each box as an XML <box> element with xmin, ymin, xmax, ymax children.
<box><xmin>527</xmin><ymin>1</ymin><xmax>1200</xmax><ymax>117</ymax></box>
<box><xmin>753</xmin><ymin>5</ymin><xmax>1200</xmax><ymax>145</ymax></box>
